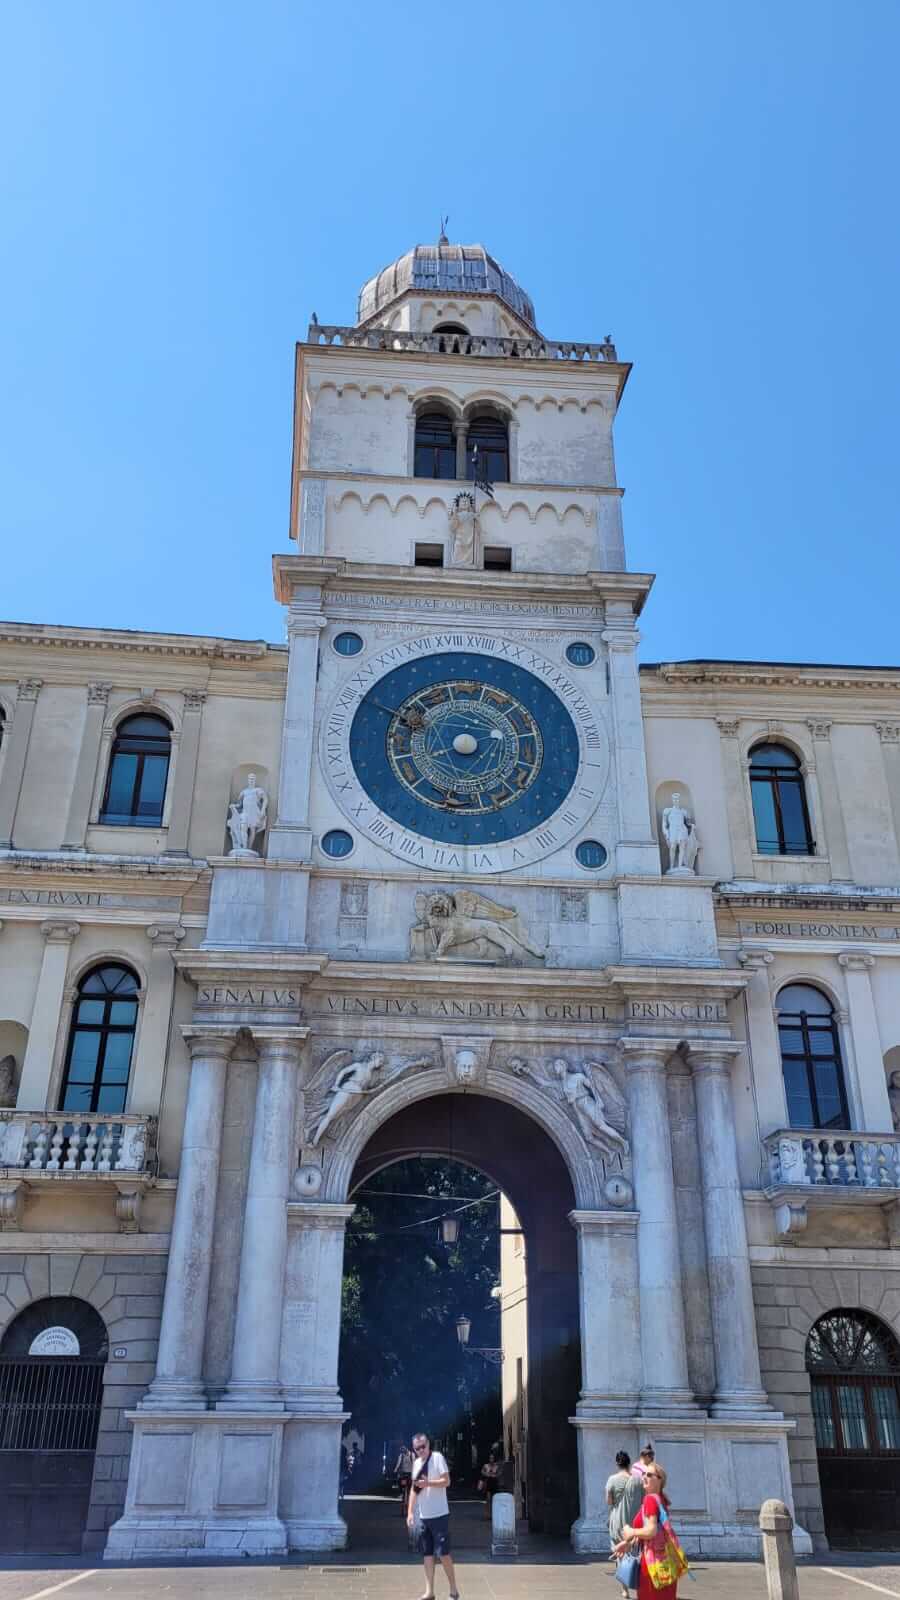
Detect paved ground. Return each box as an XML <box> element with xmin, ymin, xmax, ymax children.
<box><xmin>0</xmin><ymin>1498</ymin><xmax>899</xmax><ymax>1600</ymax></box>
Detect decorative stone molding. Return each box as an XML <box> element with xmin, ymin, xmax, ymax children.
<box><xmin>39</xmin><ymin>920</ymin><xmax>80</xmax><ymax>944</ymax></box>
<box><xmin>16</xmin><ymin>679</ymin><xmax>42</xmax><ymax>702</ymax></box>
<box><xmin>773</xmin><ymin>1200</ymin><xmax>808</xmax><ymax>1239</ymax></box>
<box><xmin>876</xmin><ymin>722</ymin><xmax>900</xmax><ymax>744</ymax></box>
<box><xmin>0</xmin><ymin>1180</ymin><xmax>24</xmax><ymax>1231</ymax></box>
<box><xmin>715</xmin><ymin>717</ymin><xmax>740</xmax><ymax>739</ymax></box>
<box><xmin>837</xmin><ymin>950</ymin><xmax>876</xmax><ymax>972</ymax></box>
<box><xmin>286</xmin><ymin>611</ymin><xmax>328</xmax><ymax>639</ymax></box>
<box><xmin>87</xmin><ymin>682</ymin><xmax>112</xmax><ymax>705</ymax></box>
<box><xmin>146</xmin><ymin>923</ymin><xmax>186</xmax><ymax>952</ymax></box>
<box><xmin>182</xmin><ymin>689</ymin><xmax>207</xmax><ymax>712</ymax></box>
<box><xmin>806</xmin><ymin>720</ymin><xmax>832</xmax><ymax>742</ymax></box>
<box><xmin>439</xmin><ymin>1035</ymin><xmax>491</xmax><ymax>1089</ymax></box>
<box><xmin>558</xmin><ymin>888</ymin><xmax>588</xmax><ymax>923</ymax></box>
<box><xmin>737</xmin><ymin>947</ymin><xmax>775</xmax><ymax>973</ymax></box>
<box><xmin>684</xmin><ymin>1040</ymin><xmax>742</xmax><ymax>1077</ymax></box>
<box><xmin>114</xmin><ymin>1183</ymin><xmax>144</xmax><ymax>1234</ymax></box>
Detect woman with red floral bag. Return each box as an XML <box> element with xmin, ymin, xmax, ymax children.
<box><xmin>612</xmin><ymin>1464</ymin><xmax>689</xmax><ymax>1597</ymax></box>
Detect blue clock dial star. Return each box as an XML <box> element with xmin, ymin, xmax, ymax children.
<box><xmin>348</xmin><ymin>651</ymin><xmax>580</xmax><ymax>846</ymax></box>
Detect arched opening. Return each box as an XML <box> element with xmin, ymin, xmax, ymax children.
<box><xmin>807</xmin><ymin>1308</ymin><xmax>900</xmax><ymax>1547</ymax></box>
<box><xmin>340</xmin><ymin>1093</ymin><xmax>579</xmax><ymax>1546</ymax></box>
<box><xmin>414</xmin><ymin>410</ymin><xmax>457</xmax><ymax>480</ymax></box>
<box><xmin>777</xmin><ymin>982</ymin><xmax>849</xmax><ymax>1130</ymax></box>
<box><xmin>0</xmin><ymin>1296</ymin><xmax>107</xmax><ymax>1554</ymax></box>
<box><xmin>465</xmin><ymin>413</ymin><xmax>509</xmax><ymax>485</ymax></box>
<box><xmin>749</xmin><ymin>742</ymin><xmax>814</xmax><ymax>856</ymax></box>
<box><xmin>101</xmin><ymin>712</ymin><xmax>171</xmax><ymax>827</ymax></box>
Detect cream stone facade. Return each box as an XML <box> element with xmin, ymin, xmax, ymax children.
<box><xmin>0</xmin><ymin>238</ymin><xmax>897</xmax><ymax>1558</ymax></box>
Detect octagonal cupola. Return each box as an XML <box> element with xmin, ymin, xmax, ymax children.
<box><xmin>357</xmin><ymin>234</ymin><xmax>539</xmax><ymax>338</ymax></box>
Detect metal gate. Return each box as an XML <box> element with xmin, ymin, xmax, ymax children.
<box><xmin>0</xmin><ymin>1356</ymin><xmax>105</xmax><ymax>1553</ymax></box>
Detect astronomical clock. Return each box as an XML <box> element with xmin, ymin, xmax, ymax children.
<box><xmin>321</xmin><ymin>633</ymin><xmax>609</xmax><ymax>874</ymax></box>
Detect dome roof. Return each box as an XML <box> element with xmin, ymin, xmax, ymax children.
<box><xmin>357</xmin><ymin>242</ymin><xmax>537</xmax><ymax>330</ymax></box>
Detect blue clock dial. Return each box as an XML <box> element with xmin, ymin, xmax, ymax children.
<box><xmin>348</xmin><ymin>651</ymin><xmax>580</xmax><ymax>845</ymax></box>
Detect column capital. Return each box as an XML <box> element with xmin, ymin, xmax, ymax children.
<box><xmin>287</xmin><ymin>612</ymin><xmax>327</xmax><ymax>638</ymax></box>
<box><xmin>600</xmin><ymin>629</ymin><xmax>639</xmax><ymax>654</ymax></box>
<box><xmin>620</xmin><ymin>1037</ymin><xmax>679</xmax><ymax>1073</ymax></box>
<box><xmin>252</xmin><ymin>1026</ymin><xmax>310</xmax><ymax>1060</ymax></box>
<box><xmin>876</xmin><ymin>721</ymin><xmax>900</xmax><ymax>745</ymax></box>
<box><xmin>39</xmin><ymin>920</ymin><xmax>80</xmax><ymax>944</ymax></box>
<box><xmin>182</xmin><ymin>689</ymin><xmax>207</xmax><ymax>712</ymax></box>
<box><xmin>738</xmin><ymin>946</ymin><xmax>775</xmax><ymax>971</ymax></box>
<box><xmin>86</xmin><ymin>682</ymin><xmax>112</xmax><ymax>706</ymax></box>
<box><xmin>16</xmin><ymin>679</ymin><xmax>42</xmax><ymax>703</ymax></box>
<box><xmin>146</xmin><ymin>922</ymin><xmax>186</xmax><ymax>952</ymax></box>
<box><xmin>806</xmin><ymin>718</ymin><xmax>833</xmax><ymax>741</ymax></box>
<box><xmin>286</xmin><ymin>1201</ymin><xmax>354</xmax><ymax>1231</ymax></box>
<box><xmin>568</xmin><ymin>1208</ymin><xmax>638</xmax><ymax>1236</ymax></box>
<box><xmin>180</xmin><ymin>1025</ymin><xmax>239</xmax><ymax>1061</ymax></box>
<box><xmin>838</xmin><ymin>950</ymin><xmax>876</xmax><ymax>972</ymax></box>
<box><xmin>715</xmin><ymin>717</ymin><xmax>740</xmax><ymax>739</ymax></box>
<box><xmin>684</xmin><ymin>1040</ymin><xmax>743</xmax><ymax>1075</ymax></box>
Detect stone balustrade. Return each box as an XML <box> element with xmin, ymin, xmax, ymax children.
<box><xmin>306</xmin><ymin>323</ymin><xmax>619</xmax><ymax>363</ymax></box>
<box><xmin>765</xmin><ymin>1128</ymin><xmax>900</xmax><ymax>1189</ymax></box>
<box><xmin>0</xmin><ymin>1113</ymin><xmax>157</xmax><ymax>1174</ymax></box>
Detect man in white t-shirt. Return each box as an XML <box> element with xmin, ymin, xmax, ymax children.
<box><xmin>407</xmin><ymin>1432</ymin><xmax>459</xmax><ymax>1599</ymax></box>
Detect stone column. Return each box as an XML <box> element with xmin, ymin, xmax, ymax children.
<box><xmin>806</xmin><ymin>720</ymin><xmax>851</xmax><ymax>879</ymax></box>
<box><xmin>17</xmin><ymin>921</ymin><xmax>80</xmax><ymax>1110</ymax></box>
<box><xmin>621</xmin><ymin>1040</ymin><xmax>696</xmax><ymax>1413</ymax></box>
<box><xmin>163</xmin><ymin>690</ymin><xmax>206</xmax><ymax>856</ymax></box>
<box><xmin>687</xmin><ymin>1042</ymin><xmax>771</xmax><ymax>1415</ymax></box>
<box><xmin>268</xmin><ymin>605</ymin><xmax>326</xmax><ymax>862</ymax></box>
<box><xmin>716</xmin><ymin>718</ymin><xmax>755</xmax><ymax>876</ymax></box>
<box><xmin>0</xmin><ymin>679</ymin><xmax>42</xmax><ymax>848</ymax></box>
<box><xmin>454</xmin><ymin>419</ymin><xmax>467</xmax><ymax>479</ymax></box>
<box><xmin>837</xmin><ymin>952</ymin><xmax>892</xmax><ymax>1130</ymax></box>
<box><xmin>876</xmin><ymin>723</ymin><xmax>900</xmax><ymax>875</ymax></box>
<box><xmin>61</xmin><ymin>682</ymin><xmax>111</xmax><ymax>849</ymax></box>
<box><xmin>143</xmin><ymin>1027</ymin><xmax>236</xmax><ymax>1410</ymax></box>
<box><xmin>666</xmin><ymin>1057</ymin><xmax>716</xmax><ymax>1403</ymax></box>
<box><xmin>127</xmin><ymin>924</ymin><xmax>185</xmax><ymax>1115</ymax></box>
<box><xmin>221</xmin><ymin>1028</ymin><xmax>307</xmax><ymax>1409</ymax></box>
<box><xmin>737</xmin><ymin>948</ymin><xmax>789</xmax><ymax>1135</ymax></box>
<box><xmin>601</xmin><ymin>627</ymin><xmax>659</xmax><ymax>874</ymax></box>
<box><xmin>279</xmin><ymin>1201</ymin><xmax>354</xmax><ymax>1550</ymax></box>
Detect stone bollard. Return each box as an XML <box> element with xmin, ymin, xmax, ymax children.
<box><xmin>759</xmin><ymin>1499</ymin><xmax>799</xmax><ymax>1600</ymax></box>
<box><xmin>491</xmin><ymin>1491</ymin><xmax>518</xmax><ymax>1557</ymax></box>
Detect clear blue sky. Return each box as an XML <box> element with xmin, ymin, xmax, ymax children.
<box><xmin>2</xmin><ymin>1</ymin><xmax>898</xmax><ymax>664</ymax></box>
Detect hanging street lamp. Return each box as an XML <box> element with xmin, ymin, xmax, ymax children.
<box><xmin>441</xmin><ymin>1214</ymin><xmax>461</xmax><ymax>1246</ymax></box>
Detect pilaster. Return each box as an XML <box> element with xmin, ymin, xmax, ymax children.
<box><xmin>163</xmin><ymin>689</ymin><xmax>206</xmax><ymax>856</ymax></box>
<box><xmin>0</xmin><ymin>679</ymin><xmax>42</xmax><ymax>848</ymax></box>
<box><xmin>716</xmin><ymin>718</ymin><xmax>754</xmax><ymax>877</ymax></box>
<box><xmin>737</xmin><ymin>947</ymin><xmax>788</xmax><ymax>1135</ymax></box>
<box><xmin>128</xmin><ymin>924</ymin><xmax>186</xmax><ymax>1114</ymax></box>
<box><xmin>601</xmin><ymin>626</ymin><xmax>660</xmax><ymax>874</ymax></box>
<box><xmin>806</xmin><ymin>720</ymin><xmax>851</xmax><ymax>880</ymax></box>
<box><xmin>837</xmin><ymin>951</ymin><xmax>892</xmax><ymax>1130</ymax></box>
<box><xmin>268</xmin><ymin>605</ymin><xmax>327</xmax><ymax>864</ymax></box>
<box><xmin>568</xmin><ymin>1210</ymin><xmax>640</xmax><ymax>1415</ymax></box>
<box><xmin>875</xmin><ymin>721</ymin><xmax>900</xmax><ymax>876</ymax></box>
<box><xmin>17</xmin><ymin>920</ymin><xmax>80</xmax><ymax>1110</ymax></box>
<box><xmin>61</xmin><ymin>682</ymin><xmax>111</xmax><ymax>849</ymax></box>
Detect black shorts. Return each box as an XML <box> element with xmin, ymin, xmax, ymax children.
<box><xmin>418</xmin><ymin>1514</ymin><xmax>451</xmax><ymax>1556</ymax></box>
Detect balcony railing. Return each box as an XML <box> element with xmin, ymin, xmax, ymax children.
<box><xmin>0</xmin><ymin>1114</ymin><xmax>157</xmax><ymax>1175</ymax></box>
<box><xmin>765</xmin><ymin>1129</ymin><xmax>900</xmax><ymax>1190</ymax></box>
<box><xmin>306</xmin><ymin>323</ymin><xmax>619</xmax><ymax>363</ymax></box>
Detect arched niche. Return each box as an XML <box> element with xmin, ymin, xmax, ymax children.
<box><xmin>654</xmin><ymin>779</ymin><xmax>698</xmax><ymax>874</ymax></box>
<box><xmin>0</xmin><ymin>1022</ymin><xmax>27</xmax><ymax>1108</ymax></box>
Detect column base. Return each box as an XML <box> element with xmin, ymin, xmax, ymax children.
<box><xmin>106</xmin><ymin>1516</ymin><xmax>288</xmax><ymax>1561</ymax></box>
<box><xmin>284</xmin><ymin>1515</ymin><xmax>348</xmax><ymax>1552</ymax></box>
<box><xmin>218</xmin><ymin>1381</ymin><xmax>286</xmax><ymax>1412</ymax></box>
<box><xmin>576</xmin><ymin>1390</ymin><xmax>641</xmax><ymax>1418</ymax></box>
<box><xmin>709</xmin><ymin>1388</ymin><xmax>778</xmax><ymax>1420</ymax></box>
<box><xmin>140</xmin><ymin>1379</ymin><xmax>209</xmax><ymax>1411</ymax></box>
<box><xmin>638</xmin><ymin>1387</ymin><xmax>704</xmax><ymax>1417</ymax></box>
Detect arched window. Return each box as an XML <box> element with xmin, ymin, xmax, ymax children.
<box><xmin>432</xmin><ymin>322</ymin><xmax>469</xmax><ymax>335</ymax></box>
<box><xmin>60</xmin><ymin>964</ymin><xmax>139</xmax><ymax>1114</ymax></box>
<box><xmin>807</xmin><ymin>1310</ymin><xmax>900</xmax><ymax>1544</ymax></box>
<box><xmin>749</xmin><ymin>742</ymin><xmax>813</xmax><ymax>855</ymax></box>
<box><xmin>777</xmin><ymin>983</ymin><xmax>849</xmax><ymax>1129</ymax></box>
<box><xmin>466</xmin><ymin>413</ymin><xmax>509</xmax><ymax>485</ymax></box>
<box><xmin>101</xmin><ymin>713</ymin><xmax>171</xmax><ymax>826</ymax></box>
<box><xmin>414</xmin><ymin>411</ymin><xmax>456</xmax><ymax>480</ymax></box>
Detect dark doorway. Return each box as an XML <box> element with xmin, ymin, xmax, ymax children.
<box><xmin>807</xmin><ymin>1308</ymin><xmax>900</xmax><ymax>1548</ymax></box>
<box><xmin>0</xmin><ymin>1296</ymin><xmax>107</xmax><ymax>1554</ymax></box>
<box><xmin>343</xmin><ymin>1092</ymin><xmax>580</xmax><ymax>1538</ymax></box>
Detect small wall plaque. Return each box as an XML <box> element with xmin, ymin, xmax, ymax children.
<box><xmin>113</xmin><ymin>1346</ymin><xmax>128</xmax><ymax>1359</ymax></box>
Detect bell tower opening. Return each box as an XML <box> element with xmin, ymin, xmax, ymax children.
<box><xmin>342</xmin><ymin>1092</ymin><xmax>580</xmax><ymax>1541</ymax></box>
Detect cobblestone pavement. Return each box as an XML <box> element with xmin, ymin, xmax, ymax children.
<box><xmin>0</xmin><ymin>1498</ymin><xmax>897</xmax><ymax>1600</ymax></box>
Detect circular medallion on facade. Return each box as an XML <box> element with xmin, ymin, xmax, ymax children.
<box><xmin>321</xmin><ymin>635</ymin><xmax>609</xmax><ymax>874</ymax></box>
<box><xmin>603</xmin><ymin>1175</ymin><xmax>633</xmax><ymax>1209</ymax></box>
<box><xmin>28</xmin><ymin>1326</ymin><xmax>80</xmax><ymax>1356</ymax></box>
<box><xmin>294</xmin><ymin>1164</ymin><xmax>324</xmax><ymax>1197</ymax></box>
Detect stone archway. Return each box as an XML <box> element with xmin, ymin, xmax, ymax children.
<box><xmin>346</xmin><ymin>1092</ymin><xmax>581</xmax><ymax>1535</ymax></box>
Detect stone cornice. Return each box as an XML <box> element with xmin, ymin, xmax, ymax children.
<box><xmin>0</xmin><ymin>850</ymin><xmax>207</xmax><ymax>888</ymax></box>
<box><xmin>641</xmin><ymin>660</ymin><xmax>900</xmax><ymax>693</ymax></box>
<box><xmin>272</xmin><ymin>553</ymin><xmax>654</xmax><ymax>614</ymax></box>
<box><xmin>717</xmin><ymin>881</ymin><xmax>900</xmax><ymax>910</ymax></box>
<box><xmin>295</xmin><ymin>465</ymin><xmax>624</xmax><ymax>499</ymax></box>
<box><xmin>0</xmin><ymin>620</ymin><xmax>282</xmax><ymax>663</ymax></box>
